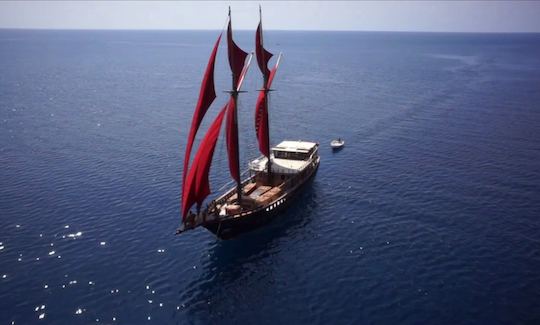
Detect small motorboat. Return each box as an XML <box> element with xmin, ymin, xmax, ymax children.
<box><xmin>331</xmin><ymin>138</ymin><xmax>345</xmax><ymax>150</ymax></box>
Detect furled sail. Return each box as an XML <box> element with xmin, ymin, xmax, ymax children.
<box><xmin>181</xmin><ymin>106</ymin><xmax>227</xmax><ymax>220</ymax></box>
<box><xmin>182</xmin><ymin>34</ymin><xmax>222</xmax><ymax>199</ymax></box>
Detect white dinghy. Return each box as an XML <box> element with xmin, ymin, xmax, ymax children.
<box><xmin>330</xmin><ymin>138</ymin><xmax>345</xmax><ymax>149</ymax></box>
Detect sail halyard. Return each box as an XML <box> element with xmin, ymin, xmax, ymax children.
<box><xmin>181</xmin><ymin>34</ymin><xmax>222</xmax><ymax>206</ymax></box>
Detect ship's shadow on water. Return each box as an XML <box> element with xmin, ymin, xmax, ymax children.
<box><xmin>177</xmin><ymin>184</ymin><xmax>320</xmax><ymax>323</ymax></box>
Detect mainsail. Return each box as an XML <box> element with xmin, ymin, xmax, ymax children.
<box><xmin>181</xmin><ymin>106</ymin><xmax>227</xmax><ymax>219</ymax></box>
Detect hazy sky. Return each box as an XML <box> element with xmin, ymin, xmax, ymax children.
<box><xmin>1</xmin><ymin>1</ymin><xmax>540</xmax><ymax>32</ymax></box>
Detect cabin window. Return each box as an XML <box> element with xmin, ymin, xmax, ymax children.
<box><xmin>273</xmin><ymin>150</ymin><xmax>308</xmax><ymax>160</ymax></box>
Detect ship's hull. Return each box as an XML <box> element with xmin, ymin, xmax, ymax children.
<box><xmin>203</xmin><ymin>162</ymin><xmax>319</xmax><ymax>240</ymax></box>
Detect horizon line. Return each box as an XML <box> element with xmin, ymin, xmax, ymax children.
<box><xmin>1</xmin><ymin>27</ymin><xmax>540</xmax><ymax>35</ymax></box>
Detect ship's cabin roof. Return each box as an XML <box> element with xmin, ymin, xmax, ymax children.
<box><xmin>270</xmin><ymin>140</ymin><xmax>318</xmax><ymax>172</ymax></box>
<box><xmin>250</xmin><ymin>140</ymin><xmax>318</xmax><ymax>174</ymax></box>
<box><xmin>271</xmin><ymin>140</ymin><xmax>318</xmax><ymax>153</ymax></box>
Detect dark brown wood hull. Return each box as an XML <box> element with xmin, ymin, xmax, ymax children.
<box><xmin>203</xmin><ymin>163</ymin><xmax>319</xmax><ymax>240</ymax></box>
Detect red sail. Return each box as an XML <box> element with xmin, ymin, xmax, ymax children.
<box><xmin>256</xmin><ymin>22</ymin><xmax>273</xmax><ymax>78</ymax></box>
<box><xmin>182</xmin><ymin>34</ymin><xmax>222</xmax><ymax>197</ymax></box>
<box><xmin>254</xmin><ymin>91</ymin><xmax>270</xmax><ymax>157</ymax></box>
<box><xmin>225</xmin><ymin>97</ymin><xmax>240</xmax><ymax>182</ymax></box>
<box><xmin>267</xmin><ymin>64</ymin><xmax>279</xmax><ymax>88</ymax></box>
<box><xmin>227</xmin><ymin>18</ymin><xmax>248</xmax><ymax>87</ymax></box>
<box><xmin>181</xmin><ymin>106</ymin><xmax>227</xmax><ymax>220</ymax></box>
<box><xmin>254</xmin><ymin>58</ymin><xmax>281</xmax><ymax>157</ymax></box>
<box><xmin>235</xmin><ymin>54</ymin><xmax>251</xmax><ymax>92</ymax></box>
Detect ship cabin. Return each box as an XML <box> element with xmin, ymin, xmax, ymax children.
<box><xmin>249</xmin><ymin>140</ymin><xmax>319</xmax><ymax>186</ymax></box>
<box><xmin>213</xmin><ymin>140</ymin><xmax>319</xmax><ymax>217</ymax></box>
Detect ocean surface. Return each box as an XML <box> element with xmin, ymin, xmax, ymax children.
<box><xmin>1</xmin><ymin>29</ymin><xmax>540</xmax><ymax>324</ymax></box>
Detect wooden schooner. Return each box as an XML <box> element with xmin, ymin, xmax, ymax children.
<box><xmin>178</xmin><ymin>8</ymin><xmax>320</xmax><ymax>239</ymax></box>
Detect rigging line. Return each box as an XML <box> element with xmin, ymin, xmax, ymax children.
<box><xmin>214</xmin><ymin>11</ymin><xmax>229</xmax><ymax>65</ymax></box>
<box><xmin>216</xmin><ymin>168</ymin><xmax>252</xmax><ymax>192</ymax></box>
<box><xmin>217</xmin><ymin>179</ymin><xmax>235</xmax><ymax>192</ymax></box>
<box><xmin>221</xmin><ymin>11</ymin><xmax>230</xmax><ymax>35</ymax></box>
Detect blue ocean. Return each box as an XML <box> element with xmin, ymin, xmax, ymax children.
<box><xmin>1</xmin><ymin>29</ymin><xmax>539</xmax><ymax>324</ymax></box>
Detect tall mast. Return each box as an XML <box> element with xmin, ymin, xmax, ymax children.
<box><xmin>259</xmin><ymin>5</ymin><xmax>273</xmax><ymax>182</ymax></box>
<box><xmin>229</xmin><ymin>7</ymin><xmax>242</xmax><ymax>204</ymax></box>
<box><xmin>227</xmin><ymin>6</ymin><xmax>248</xmax><ymax>206</ymax></box>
